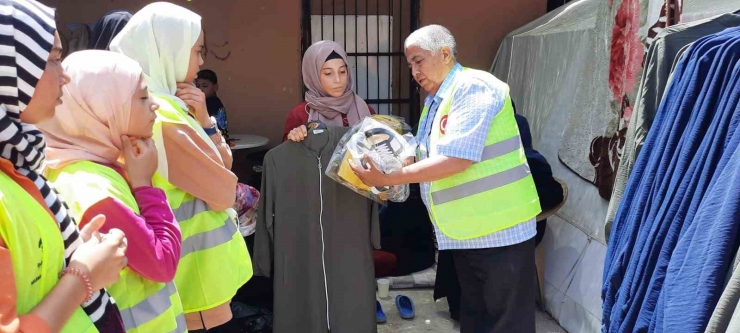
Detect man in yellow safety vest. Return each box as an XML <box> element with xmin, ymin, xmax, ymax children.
<box><xmin>352</xmin><ymin>24</ymin><xmax>541</xmax><ymax>333</ymax></box>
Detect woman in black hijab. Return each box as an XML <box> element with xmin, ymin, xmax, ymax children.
<box><xmin>88</xmin><ymin>10</ymin><xmax>132</xmax><ymax>50</ymax></box>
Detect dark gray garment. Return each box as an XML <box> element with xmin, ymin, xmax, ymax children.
<box><xmin>706</xmin><ymin>257</ymin><xmax>740</xmax><ymax>333</ymax></box>
<box><xmin>253</xmin><ymin>126</ymin><xmax>380</xmax><ymax>333</ymax></box>
<box><xmin>671</xmin><ymin>43</ymin><xmax>693</xmax><ymax>74</ymax></box>
<box><xmin>605</xmin><ymin>13</ymin><xmax>740</xmax><ymax>241</ymax></box>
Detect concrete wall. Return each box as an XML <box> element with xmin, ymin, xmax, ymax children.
<box><xmin>420</xmin><ymin>0</ymin><xmax>545</xmax><ymax>71</ymax></box>
<box><xmin>46</xmin><ymin>0</ymin><xmax>302</xmax><ymax>147</ymax></box>
<box><xmin>44</xmin><ymin>0</ymin><xmax>545</xmax><ymax>147</ymax></box>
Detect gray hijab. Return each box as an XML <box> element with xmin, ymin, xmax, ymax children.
<box><xmin>302</xmin><ymin>40</ymin><xmax>371</xmax><ymax>126</ymax></box>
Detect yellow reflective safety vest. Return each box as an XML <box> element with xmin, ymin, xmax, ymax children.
<box><xmin>420</xmin><ymin>67</ymin><xmax>541</xmax><ymax>240</ymax></box>
<box><xmin>46</xmin><ymin>161</ymin><xmax>186</xmax><ymax>333</ymax></box>
<box><xmin>151</xmin><ymin>94</ymin><xmax>252</xmax><ymax>313</ymax></box>
<box><xmin>0</xmin><ymin>169</ymin><xmax>98</xmax><ymax>333</ymax></box>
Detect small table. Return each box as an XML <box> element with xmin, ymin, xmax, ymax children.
<box><xmin>229</xmin><ymin>134</ymin><xmax>269</xmax><ymax>150</ymax></box>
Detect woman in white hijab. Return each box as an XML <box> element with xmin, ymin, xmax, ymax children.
<box><xmin>110</xmin><ymin>3</ymin><xmax>252</xmax><ymax>332</ymax></box>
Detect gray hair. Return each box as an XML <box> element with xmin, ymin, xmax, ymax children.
<box><xmin>404</xmin><ymin>24</ymin><xmax>457</xmax><ymax>58</ymax></box>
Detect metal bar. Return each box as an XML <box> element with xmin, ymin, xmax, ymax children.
<box><xmin>321</xmin><ymin>0</ymin><xmax>324</xmax><ymax>38</ymax></box>
<box><xmin>376</xmin><ymin>0</ymin><xmax>380</xmax><ymax>111</ymax></box>
<box><xmin>355</xmin><ymin>0</ymin><xmax>358</xmax><ymax>94</ymax></box>
<box><xmin>366</xmin><ymin>0</ymin><xmax>369</xmax><ymax>100</ymax></box>
<box><xmin>410</xmin><ymin>0</ymin><xmax>420</xmax><ymax>127</ymax></box>
<box><xmin>388</xmin><ymin>0</ymin><xmax>392</xmax><ymax>115</ymax></box>
<box><xmin>396</xmin><ymin>53</ymin><xmax>401</xmax><ymax>116</ymax></box>
<box><xmin>332</xmin><ymin>0</ymin><xmax>335</xmax><ymax>40</ymax></box>
<box><xmin>300</xmin><ymin>0</ymin><xmax>312</xmax><ymax>97</ymax></box>
<box><xmin>364</xmin><ymin>98</ymin><xmax>412</xmax><ymax>103</ymax></box>
<box><xmin>398</xmin><ymin>0</ymin><xmax>403</xmax><ymax>117</ymax></box>
<box><xmin>347</xmin><ymin>52</ymin><xmax>405</xmax><ymax>56</ymax></box>
<box><xmin>343</xmin><ymin>0</ymin><xmax>347</xmax><ymax>49</ymax></box>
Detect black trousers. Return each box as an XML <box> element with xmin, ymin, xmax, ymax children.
<box><xmin>452</xmin><ymin>238</ymin><xmax>536</xmax><ymax>333</ymax></box>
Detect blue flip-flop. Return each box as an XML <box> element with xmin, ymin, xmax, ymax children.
<box><xmin>376</xmin><ymin>301</ymin><xmax>387</xmax><ymax>323</ymax></box>
<box><xmin>395</xmin><ymin>295</ymin><xmax>415</xmax><ymax>319</ymax></box>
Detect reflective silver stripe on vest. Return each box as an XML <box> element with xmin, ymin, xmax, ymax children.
<box><xmin>172</xmin><ymin>199</ymin><xmax>210</xmax><ymax>223</ymax></box>
<box><xmin>480</xmin><ymin>136</ymin><xmax>522</xmax><ymax>161</ymax></box>
<box><xmin>120</xmin><ymin>282</ymin><xmax>178</xmax><ymax>330</ymax></box>
<box><xmin>431</xmin><ymin>164</ymin><xmax>530</xmax><ymax>205</ymax></box>
<box><xmin>168</xmin><ymin>312</ymin><xmax>187</xmax><ymax>333</ymax></box>
<box><xmin>180</xmin><ymin>217</ymin><xmax>238</xmax><ymax>258</ymax></box>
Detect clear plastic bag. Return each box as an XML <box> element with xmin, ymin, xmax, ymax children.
<box><xmin>370</xmin><ymin>114</ymin><xmax>413</xmax><ymax>135</ymax></box>
<box><xmin>325</xmin><ymin>117</ymin><xmax>416</xmax><ymax>203</ymax></box>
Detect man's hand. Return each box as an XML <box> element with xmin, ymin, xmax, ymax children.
<box><xmin>353</xmin><ymin>155</ymin><xmax>472</xmax><ymax>187</ymax></box>
<box><xmin>350</xmin><ymin>155</ymin><xmax>392</xmax><ymax>187</ymax></box>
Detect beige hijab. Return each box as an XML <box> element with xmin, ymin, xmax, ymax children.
<box><xmin>303</xmin><ymin>40</ymin><xmax>372</xmax><ymax>126</ymax></box>
<box><xmin>110</xmin><ymin>2</ymin><xmax>201</xmax><ymax>111</ymax></box>
<box><xmin>39</xmin><ymin>50</ymin><xmax>143</xmax><ymax>169</ymax></box>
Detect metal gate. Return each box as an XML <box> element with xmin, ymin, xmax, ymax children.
<box><xmin>301</xmin><ymin>0</ymin><xmax>421</xmax><ymax>128</ymax></box>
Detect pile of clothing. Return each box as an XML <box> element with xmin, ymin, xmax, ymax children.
<box><xmin>603</xmin><ymin>25</ymin><xmax>740</xmax><ymax>333</ymax></box>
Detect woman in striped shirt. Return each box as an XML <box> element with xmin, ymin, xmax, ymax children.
<box><xmin>0</xmin><ymin>1</ymin><xmax>127</xmax><ymax>332</ymax></box>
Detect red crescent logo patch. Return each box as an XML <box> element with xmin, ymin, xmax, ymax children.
<box><xmin>440</xmin><ymin>115</ymin><xmax>448</xmax><ymax>135</ymax></box>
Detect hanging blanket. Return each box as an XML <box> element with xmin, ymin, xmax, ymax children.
<box><xmin>603</xmin><ymin>27</ymin><xmax>740</xmax><ymax>333</ymax></box>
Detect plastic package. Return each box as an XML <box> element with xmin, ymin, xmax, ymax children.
<box><xmin>326</xmin><ymin>117</ymin><xmax>416</xmax><ymax>203</ymax></box>
<box><xmin>370</xmin><ymin>114</ymin><xmax>413</xmax><ymax>135</ymax></box>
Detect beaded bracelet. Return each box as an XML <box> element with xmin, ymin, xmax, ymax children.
<box><xmin>59</xmin><ymin>267</ymin><xmax>93</xmax><ymax>303</ymax></box>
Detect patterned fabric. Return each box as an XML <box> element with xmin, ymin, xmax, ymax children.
<box><xmin>644</xmin><ymin>0</ymin><xmax>683</xmax><ymax>56</ymax></box>
<box><xmin>234</xmin><ymin>183</ymin><xmax>259</xmax><ymax>237</ymax></box>
<box><xmin>417</xmin><ymin>64</ymin><xmax>535</xmax><ymax>250</ymax></box>
<box><xmin>0</xmin><ymin>0</ymin><xmax>120</xmax><ymax>329</ymax></box>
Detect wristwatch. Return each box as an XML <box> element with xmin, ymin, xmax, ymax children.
<box><xmin>203</xmin><ymin>116</ymin><xmax>218</xmax><ymax>136</ymax></box>
<box><xmin>203</xmin><ymin>124</ymin><xmax>218</xmax><ymax>136</ymax></box>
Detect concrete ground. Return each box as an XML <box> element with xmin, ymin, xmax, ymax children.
<box><xmin>377</xmin><ymin>289</ymin><xmax>566</xmax><ymax>333</ymax></box>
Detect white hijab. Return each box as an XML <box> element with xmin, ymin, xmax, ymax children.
<box><xmin>110</xmin><ymin>2</ymin><xmax>201</xmax><ymax>110</ymax></box>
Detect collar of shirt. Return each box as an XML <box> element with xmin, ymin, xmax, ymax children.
<box><xmin>423</xmin><ymin>63</ymin><xmax>464</xmax><ymax>109</ymax></box>
<box><xmin>416</xmin><ymin>63</ymin><xmax>463</xmax><ymax>160</ymax></box>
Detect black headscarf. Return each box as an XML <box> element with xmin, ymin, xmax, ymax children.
<box><xmin>514</xmin><ymin>113</ymin><xmax>564</xmax><ymax>211</ymax></box>
<box><xmin>88</xmin><ymin>10</ymin><xmax>132</xmax><ymax>50</ymax></box>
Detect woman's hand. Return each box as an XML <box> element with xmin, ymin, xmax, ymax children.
<box><xmin>287</xmin><ymin>125</ymin><xmax>308</xmax><ymax>142</ymax></box>
<box><xmin>69</xmin><ymin>215</ymin><xmax>128</xmax><ymax>291</ymax></box>
<box><xmin>121</xmin><ymin>135</ymin><xmax>158</xmax><ymax>189</ymax></box>
<box><xmin>175</xmin><ymin>83</ymin><xmax>210</xmax><ymax>127</ymax></box>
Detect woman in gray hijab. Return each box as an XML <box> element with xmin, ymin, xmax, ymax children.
<box><xmin>283</xmin><ymin>40</ymin><xmax>373</xmax><ymax>142</ymax></box>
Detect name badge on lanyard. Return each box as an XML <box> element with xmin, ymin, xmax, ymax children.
<box><xmin>418</xmin><ymin>100</ymin><xmax>438</xmax><ymax>161</ymax></box>
<box><xmin>417</xmin><ymin>140</ymin><xmax>429</xmax><ymax>161</ymax></box>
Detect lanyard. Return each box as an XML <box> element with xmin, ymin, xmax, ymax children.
<box><xmin>418</xmin><ymin>100</ymin><xmax>438</xmax><ymax>160</ymax></box>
